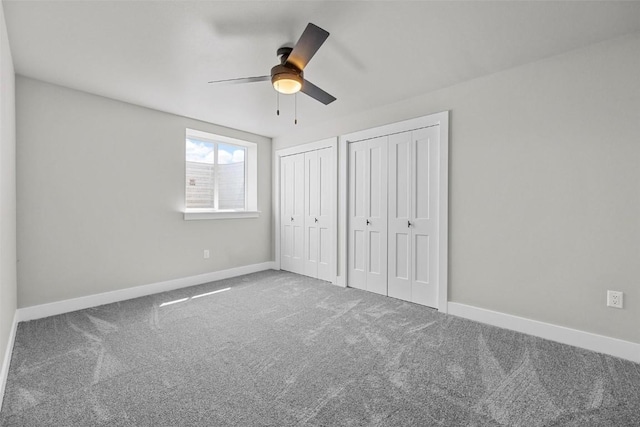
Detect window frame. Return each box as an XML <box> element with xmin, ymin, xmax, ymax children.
<box><xmin>184</xmin><ymin>128</ymin><xmax>259</xmax><ymax>220</ymax></box>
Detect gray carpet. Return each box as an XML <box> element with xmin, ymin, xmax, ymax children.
<box><xmin>1</xmin><ymin>270</ymin><xmax>639</xmax><ymax>426</ymax></box>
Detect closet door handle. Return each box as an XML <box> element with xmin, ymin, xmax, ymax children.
<box><xmin>291</xmin><ymin>217</ymin><xmax>294</xmax><ymax>222</ymax></box>
<box><xmin>366</xmin><ymin>219</ymin><xmax>371</xmax><ymax>226</ymax></box>
<box><xmin>408</xmin><ymin>220</ymin><xmax>412</xmax><ymax>228</ymax></box>
<box><xmin>315</xmin><ymin>218</ymin><xmax>318</xmax><ymax>223</ymax></box>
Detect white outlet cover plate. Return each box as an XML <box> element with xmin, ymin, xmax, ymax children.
<box><xmin>607</xmin><ymin>290</ymin><xmax>623</xmax><ymax>308</ymax></box>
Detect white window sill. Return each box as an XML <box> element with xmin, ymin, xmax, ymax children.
<box><xmin>184</xmin><ymin>210</ymin><xmax>261</xmax><ymax>221</ymax></box>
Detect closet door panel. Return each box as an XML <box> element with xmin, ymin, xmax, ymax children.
<box><xmin>317</xmin><ymin>147</ymin><xmax>333</xmax><ymax>281</ymax></box>
<box><xmin>304</xmin><ymin>151</ymin><xmax>319</xmax><ymax>277</ymax></box>
<box><xmin>281</xmin><ymin>153</ymin><xmax>305</xmax><ymax>275</ymax></box>
<box><xmin>411</xmin><ymin>127</ymin><xmax>438</xmax><ymax>307</ymax></box>
<box><xmin>280</xmin><ymin>156</ymin><xmax>294</xmax><ymax>272</ymax></box>
<box><xmin>348</xmin><ymin>141</ymin><xmax>367</xmax><ymax>290</ymax></box>
<box><xmin>292</xmin><ymin>154</ymin><xmax>306</xmax><ymax>275</ymax></box>
<box><xmin>364</xmin><ymin>137</ymin><xmax>388</xmax><ymax>296</ymax></box>
<box><xmin>388</xmin><ymin>132</ymin><xmax>412</xmax><ymax>301</ymax></box>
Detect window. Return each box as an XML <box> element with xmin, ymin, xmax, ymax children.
<box><xmin>186</xmin><ymin>140</ymin><xmax>245</xmax><ymax>210</ymax></box>
<box><xmin>184</xmin><ymin>129</ymin><xmax>258</xmax><ymax>220</ymax></box>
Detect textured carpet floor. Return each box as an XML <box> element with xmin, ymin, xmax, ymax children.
<box><xmin>1</xmin><ymin>270</ymin><xmax>639</xmax><ymax>426</ymax></box>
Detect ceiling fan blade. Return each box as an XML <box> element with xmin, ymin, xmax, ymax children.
<box><xmin>287</xmin><ymin>23</ymin><xmax>329</xmax><ymax>70</ymax></box>
<box><xmin>208</xmin><ymin>75</ymin><xmax>270</xmax><ymax>85</ymax></box>
<box><xmin>301</xmin><ymin>80</ymin><xmax>336</xmax><ymax>105</ymax></box>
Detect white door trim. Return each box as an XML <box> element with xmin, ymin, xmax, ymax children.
<box><xmin>338</xmin><ymin>112</ymin><xmax>450</xmax><ymax>312</ymax></box>
<box><xmin>274</xmin><ymin>138</ymin><xmax>338</xmax><ymax>284</ymax></box>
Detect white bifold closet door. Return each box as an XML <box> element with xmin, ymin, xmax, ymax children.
<box><xmin>348</xmin><ymin>136</ymin><xmax>388</xmax><ymax>295</ymax></box>
<box><xmin>280</xmin><ymin>153</ymin><xmax>305</xmax><ymax>275</ymax></box>
<box><xmin>303</xmin><ymin>148</ymin><xmax>333</xmax><ymax>281</ymax></box>
<box><xmin>281</xmin><ymin>147</ymin><xmax>333</xmax><ymax>281</ymax></box>
<box><xmin>388</xmin><ymin>127</ymin><xmax>439</xmax><ymax>307</ymax></box>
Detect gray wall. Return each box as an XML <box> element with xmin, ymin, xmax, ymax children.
<box><xmin>0</xmin><ymin>1</ymin><xmax>16</xmax><ymax>379</ymax></box>
<box><xmin>16</xmin><ymin>77</ymin><xmax>272</xmax><ymax>308</ymax></box>
<box><xmin>274</xmin><ymin>33</ymin><xmax>640</xmax><ymax>344</ymax></box>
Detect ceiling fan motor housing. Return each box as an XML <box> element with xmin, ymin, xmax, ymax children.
<box><xmin>277</xmin><ymin>47</ymin><xmax>293</xmax><ymax>64</ymax></box>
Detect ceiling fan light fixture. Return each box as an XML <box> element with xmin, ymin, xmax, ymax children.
<box><xmin>272</xmin><ymin>73</ymin><xmax>303</xmax><ymax>95</ymax></box>
<box><xmin>271</xmin><ymin>63</ymin><xmax>303</xmax><ymax>95</ymax></box>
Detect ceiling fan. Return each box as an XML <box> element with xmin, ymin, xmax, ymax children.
<box><xmin>208</xmin><ymin>23</ymin><xmax>337</xmax><ymax>106</ymax></box>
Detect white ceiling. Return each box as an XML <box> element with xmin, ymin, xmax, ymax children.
<box><xmin>4</xmin><ymin>1</ymin><xmax>640</xmax><ymax>138</ymax></box>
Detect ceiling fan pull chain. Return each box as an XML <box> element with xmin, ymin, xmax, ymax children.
<box><xmin>276</xmin><ymin>89</ymin><xmax>280</xmax><ymax>116</ymax></box>
<box><xmin>294</xmin><ymin>93</ymin><xmax>298</xmax><ymax>125</ymax></box>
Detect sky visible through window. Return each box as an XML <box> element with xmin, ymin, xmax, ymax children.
<box><xmin>186</xmin><ymin>138</ymin><xmax>245</xmax><ymax>164</ymax></box>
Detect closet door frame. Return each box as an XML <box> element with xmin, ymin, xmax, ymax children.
<box><xmin>339</xmin><ymin>111</ymin><xmax>450</xmax><ymax>313</ymax></box>
<box><xmin>274</xmin><ymin>137</ymin><xmax>338</xmax><ymax>284</ymax></box>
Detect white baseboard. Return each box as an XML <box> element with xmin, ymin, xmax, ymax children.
<box><xmin>16</xmin><ymin>262</ymin><xmax>276</xmax><ymax>322</ymax></box>
<box><xmin>448</xmin><ymin>302</ymin><xmax>640</xmax><ymax>364</ymax></box>
<box><xmin>0</xmin><ymin>311</ymin><xmax>18</xmax><ymax>411</ymax></box>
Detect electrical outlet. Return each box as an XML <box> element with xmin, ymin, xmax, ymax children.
<box><xmin>203</xmin><ymin>250</ymin><xmax>210</xmax><ymax>259</ymax></box>
<box><xmin>607</xmin><ymin>290</ymin><xmax>623</xmax><ymax>309</ymax></box>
